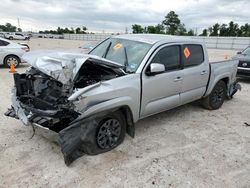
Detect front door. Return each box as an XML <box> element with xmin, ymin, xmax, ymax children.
<box><xmin>140</xmin><ymin>44</ymin><xmax>183</xmax><ymax>118</ymax></box>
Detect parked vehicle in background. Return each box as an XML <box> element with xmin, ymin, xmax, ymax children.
<box><xmin>78</xmin><ymin>41</ymin><xmax>100</xmax><ymax>53</ymax></box>
<box><xmin>233</xmin><ymin>46</ymin><xmax>250</xmax><ymax>78</ymax></box>
<box><xmin>5</xmin><ymin>34</ymin><xmax>240</xmax><ymax>165</ymax></box>
<box><xmin>4</xmin><ymin>33</ymin><xmax>30</xmax><ymax>40</ymax></box>
<box><xmin>0</xmin><ymin>33</ymin><xmax>5</xmax><ymax>38</ymax></box>
<box><xmin>0</xmin><ymin>37</ymin><xmax>29</xmax><ymax>68</ymax></box>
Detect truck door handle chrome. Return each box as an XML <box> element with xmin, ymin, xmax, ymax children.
<box><xmin>200</xmin><ymin>70</ymin><xmax>208</xmax><ymax>75</ymax></box>
<box><xmin>174</xmin><ymin>77</ymin><xmax>183</xmax><ymax>82</ymax></box>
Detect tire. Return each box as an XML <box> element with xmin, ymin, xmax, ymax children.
<box><xmin>9</xmin><ymin>36</ymin><xmax>13</xmax><ymax>40</ymax></box>
<box><xmin>202</xmin><ymin>80</ymin><xmax>227</xmax><ymax>110</ymax></box>
<box><xmin>81</xmin><ymin>110</ymin><xmax>126</xmax><ymax>156</ymax></box>
<box><xmin>4</xmin><ymin>55</ymin><xmax>20</xmax><ymax>68</ymax></box>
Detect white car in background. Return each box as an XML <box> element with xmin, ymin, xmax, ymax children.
<box><xmin>79</xmin><ymin>41</ymin><xmax>100</xmax><ymax>53</ymax></box>
<box><xmin>0</xmin><ymin>37</ymin><xmax>29</xmax><ymax>68</ymax></box>
<box><xmin>4</xmin><ymin>33</ymin><xmax>30</xmax><ymax>40</ymax></box>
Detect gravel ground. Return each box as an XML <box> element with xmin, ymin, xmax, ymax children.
<box><xmin>0</xmin><ymin>39</ymin><xmax>249</xmax><ymax>188</ymax></box>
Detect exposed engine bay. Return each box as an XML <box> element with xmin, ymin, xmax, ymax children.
<box><xmin>74</xmin><ymin>59</ymin><xmax>125</xmax><ymax>88</ymax></box>
<box><xmin>11</xmin><ymin>59</ymin><xmax>125</xmax><ymax>132</ymax></box>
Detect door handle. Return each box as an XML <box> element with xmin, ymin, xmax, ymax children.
<box><xmin>174</xmin><ymin>77</ymin><xmax>183</xmax><ymax>82</ymax></box>
<box><xmin>200</xmin><ymin>70</ymin><xmax>208</xmax><ymax>75</ymax></box>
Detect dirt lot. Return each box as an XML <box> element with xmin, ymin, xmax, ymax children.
<box><xmin>0</xmin><ymin>39</ymin><xmax>250</xmax><ymax>188</ymax></box>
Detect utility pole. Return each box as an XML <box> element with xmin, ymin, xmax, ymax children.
<box><xmin>17</xmin><ymin>18</ymin><xmax>20</xmax><ymax>29</ymax></box>
<box><xmin>125</xmin><ymin>27</ymin><xmax>128</xmax><ymax>34</ymax></box>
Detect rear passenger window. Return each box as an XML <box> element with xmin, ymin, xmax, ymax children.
<box><xmin>151</xmin><ymin>45</ymin><xmax>181</xmax><ymax>71</ymax></box>
<box><xmin>183</xmin><ymin>45</ymin><xmax>204</xmax><ymax>67</ymax></box>
<box><xmin>0</xmin><ymin>40</ymin><xmax>9</xmax><ymax>46</ymax></box>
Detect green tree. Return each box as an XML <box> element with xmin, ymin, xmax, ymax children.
<box><xmin>209</xmin><ymin>23</ymin><xmax>220</xmax><ymax>36</ymax></box>
<box><xmin>0</xmin><ymin>23</ymin><xmax>17</xmax><ymax>32</ymax></box>
<box><xmin>240</xmin><ymin>24</ymin><xmax>250</xmax><ymax>37</ymax></box>
<box><xmin>176</xmin><ymin>24</ymin><xmax>187</xmax><ymax>36</ymax></box>
<box><xmin>82</xmin><ymin>26</ymin><xmax>88</xmax><ymax>34</ymax></box>
<box><xmin>162</xmin><ymin>11</ymin><xmax>181</xmax><ymax>35</ymax></box>
<box><xmin>155</xmin><ymin>24</ymin><xmax>165</xmax><ymax>34</ymax></box>
<box><xmin>146</xmin><ymin>26</ymin><xmax>156</xmax><ymax>33</ymax></box>
<box><xmin>5</xmin><ymin>23</ymin><xmax>17</xmax><ymax>32</ymax></box>
<box><xmin>132</xmin><ymin>24</ymin><xmax>144</xmax><ymax>33</ymax></box>
<box><xmin>75</xmin><ymin>27</ymin><xmax>81</xmax><ymax>34</ymax></box>
<box><xmin>200</xmin><ymin>29</ymin><xmax>208</xmax><ymax>36</ymax></box>
<box><xmin>187</xmin><ymin>29</ymin><xmax>195</xmax><ymax>36</ymax></box>
<box><xmin>219</xmin><ymin>24</ymin><xmax>228</xmax><ymax>36</ymax></box>
<box><xmin>228</xmin><ymin>21</ymin><xmax>239</xmax><ymax>36</ymax></box>
<box><xmin>57</xmin><ymin>27</ymin><xmax>63</xmax><ymax>34</ymax></box>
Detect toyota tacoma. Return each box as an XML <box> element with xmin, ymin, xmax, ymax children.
<box><xmin>5</xmin><ymin>34</ymin><xmax>241</xmax><ymax>165</ymax></box>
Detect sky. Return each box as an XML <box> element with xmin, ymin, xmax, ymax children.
<box><xmin>0</xmin><ymin>0</ymin><xmax>250</xmax><ymax>33</ymax></box>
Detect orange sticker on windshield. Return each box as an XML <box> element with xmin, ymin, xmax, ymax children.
<box><xmin>113</xmin><ymin>43</ymin><xmax>123</xmax><ymax>50</ymax></box>
<box><xmin>184</xmin><ymin>47</ymin><xmax>191</xmax><ymax>58</ymax></box>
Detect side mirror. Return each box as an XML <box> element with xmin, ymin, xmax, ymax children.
<box><xmin>237</xmin><ymin>51</ymin><xmax>242</xmax><ymax>54</ymax></box>
<box><xmin>147</xmin><ymin>63</ymin><xmax>165</xmax><ymax>76</ymax></box>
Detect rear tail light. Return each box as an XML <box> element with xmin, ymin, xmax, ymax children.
<box><xmin>21</xmin><ymin>47</ymin><xmax>30</xmax><ymax>52</ymax></box>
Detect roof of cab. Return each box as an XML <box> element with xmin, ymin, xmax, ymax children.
<box><xmin>113</xmin><ymin>34</ymin><xmax>198</xmax><ymax>45</ymax></box>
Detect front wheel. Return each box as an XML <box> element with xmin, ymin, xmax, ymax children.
<box><xmin>85</xmin><ymin>111</ymin><xmax>126</xmax><ymax>155</ymax></box>
<box><xmin>202</xmin><ymin>80</ymin><xmax>227</xmax><ymax>110</ymax></box>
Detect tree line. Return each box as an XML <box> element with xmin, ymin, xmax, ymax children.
<box><xmin>38</xmin><ymin>26</ymin><xmax>88</xmax><ymax>34</ymax></box>
<box><xmin>0</xmin><ymin>23</ymin><xmax>22</xmax><ymax>32</ymax></box>
<box><xmin>132</xmin><ymin>11</ymin><xmax>250</xmax><ymax>37</ymax></box>
<box><xmin>132</xmin><ymin>11</ymin><xmax>195</xmax><ymax>36</ymax></box>
<box><xmin>0</xmin><ymin>23</ymin><xmax>88</xmax><ymax>34</ymax></box>
<box><xmin>200</xmin><ymin>22</ymin><xmax>250</xmax><ymax>37</ymax></box>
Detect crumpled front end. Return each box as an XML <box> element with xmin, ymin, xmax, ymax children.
<box><xmin>5</xmin><ymin>52</ymin><xmax>127</xmax><ymax>165</ymax></box>
<box><xmin>5</xmin><ymin>69</ymin><xmax>80</xmax><ymax>132</ymax></box>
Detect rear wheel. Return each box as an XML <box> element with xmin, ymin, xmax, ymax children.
<box><xmin>202</xmin><ymin>80</ymin><xmax>227</xmax><ymax>110</ymax></box>
<box><xmin>4</xmin><ymin>55</ymin><xmax>20</xmax><ymax>68</ymax></box>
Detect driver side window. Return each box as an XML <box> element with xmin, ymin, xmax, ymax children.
<box><xmin>151</xmin><ymin>45</ymin><xmax>181</xmax><ymax>72</ymax></box>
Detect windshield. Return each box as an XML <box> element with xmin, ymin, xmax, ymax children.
<box><xmin>242</xmin><ymin>47</ymin><xmax>250</xmax><ymax>56</ymax></box>
<box><xmin>89</xmin><ymin>38</ymin><xmax>152</xmax><ymax>73</ymax></box>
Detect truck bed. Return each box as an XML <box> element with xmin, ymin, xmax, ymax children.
<box><xmin>205</xmin><ymin>59</ymin><xmax>239</xmax><ymax>97</ymax></box>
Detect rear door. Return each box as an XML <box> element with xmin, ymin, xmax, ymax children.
<box><xmin>140</xmin><ymin>44</ymin><xmax>183</xmax><ymax>118</ymax></box>
<box><xmin>180</xmin><ymin>44</ymin><xmax>209</xmax><ymax>104</ymax></box>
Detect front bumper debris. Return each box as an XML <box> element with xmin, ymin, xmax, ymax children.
<box><xmin>10</xmin><ymin>88</ymin><xmax>30</xmax><ymax>125</ymax></box>
<box><xmin>4</xmin><ymin>87</ymin><xmax>93</xmax><ymax>166</ymax></box>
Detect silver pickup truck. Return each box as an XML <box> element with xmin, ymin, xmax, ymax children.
<box><xmin>5</xmin><ymin>34</ymin><xmax>241</xmax><ymax>165</ymax></box>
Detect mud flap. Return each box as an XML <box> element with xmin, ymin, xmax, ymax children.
<box><xmin>227</xmin><ymin>81</ymin><xmax>241</xmax><ymax>99</ymax></box>
<box><xmin>58</xmin><ymin>116</ymin><xmax>99</xmax><ymax>166</ymax></box>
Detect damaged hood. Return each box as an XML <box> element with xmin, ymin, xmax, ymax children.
<box><xmin>22</xmin><ymin>51</ymin><xmax>124</xmax><ymax>84</ymax></box>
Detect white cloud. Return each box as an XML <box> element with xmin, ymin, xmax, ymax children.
<box><xmin>0</xmin><ymin>0</ymin><xmax>249</xmax><ymax>33</ymax></box>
